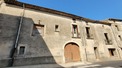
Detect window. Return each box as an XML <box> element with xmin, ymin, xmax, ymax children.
<box><xmin>94</xmin><ymin>47</ymin><xmax>99</xmax><ymax>59</ymax></box>
<box><xmin>55</xmin><ymin>25</ymin><xmax>60</xmax><ymax>32</ymax></box>
<box><xmin>115</xmin><ymin>25</ymin><xmax>119</xmax><ymax>31</ymax></box>
<box><xmin>85</xmin><ymin>21</ymin><xmax>88</xmax><ymax>25</ymax></box>
<box><xmin>72</xmin><ymin>25</ymin><xmax>79</xmax><ymax>37</ymax></box>
<box><xmin>32</xmin><ymin>24</ymin><xmax>44</xmax><ymax>36</ymax></box>
<box><xmin>86</xmin><ymin>27</ymin><xmax>93</xmax><ymax>39</ymax></box>
<box><xmin>19</xmin><ymin>46</ymin><xmax>25</xmax><ymax>55</ymax></box>
<box><xmin>118</xmin><ymin>35</ymin><xmax>122</xmax><ymax>41</ymax></box>
<box><xmin>104</xmin><ymin>33</ymin><xmax>112</xmax><ymax>45</ymax></box>
<box><xmin>102</xmin><ymin>25</ymin><xmax>104</xmax><ymax>27</ymax></box>
<box><xmin>72</xmin><ymin>18</ymin><xmax>76</xmax><ymax>23</ymax></box>
<box><xmin>104</xmin><ymin>33</ymin><xmax>109</xmax><ymax>40</ymax></box>
<box><xmin>86</xmin><ymin>27</ymin><xmax>90</xmax><ymax>38</ymax></box>
<box><xmin>108</xmin><ymin>49</ymin><xmax>116</xmax><ymax>56</ymax></box>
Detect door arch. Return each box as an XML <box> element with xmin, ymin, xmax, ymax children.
<box><xmin>64</xmin><ymin>42</ymin><xmax>81</xmax><ymax>63</ymax></box>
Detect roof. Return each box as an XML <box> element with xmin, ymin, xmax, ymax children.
<box><xmin>4</xmin><ymin>0</ymin><xmax>111</xmax><ymax>25</ymax></box>
<box><xmin>109</xmin><ymin>18</ymin><xmax>122</xmax><ymax>22</ymax></box>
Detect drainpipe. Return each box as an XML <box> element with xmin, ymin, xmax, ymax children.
<box><xmin>8</xmin><ymin>4</ymin><xmax>25</xmax><ymax>67</ymax></box>
<box><xmin>110</xmin><ymin>22</ymin><xmax>121</xmax><ymax>59</ymax></box>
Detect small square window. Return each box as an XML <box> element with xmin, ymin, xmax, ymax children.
<box><xmin>32</xmin><ymin>24</ymin><xmax>44</xmax><ymax>36</ymax></box>
<box><xmin>72</xmin><ymin>18</ymin><xmax>76</xmax><ymax>23</ymax></box>
<box><xmin>55</xmin><ymin>25</ymin><xmax>60</xmax><ymax>32</ymax></box>
<box><xmin>19</xmin><ymin>46</ymin><xmax>25</xmax><ymax>55</ymax></box>
<box><xmin>118</xmin><ymin>35</ymin><xmax>122</xmax><ymax>41</ymax></box>
<box><xmin>115</xmin><ymin>25</ymin><xmax>119</xmax><ymax>31</ymax></box>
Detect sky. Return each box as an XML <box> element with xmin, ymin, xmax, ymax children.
<box><xmin>19</xmin><ymin>0</ymin><xmax>122</xmax><ymax>20</ymax></box>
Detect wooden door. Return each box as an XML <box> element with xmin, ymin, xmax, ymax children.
<box><xmin>64</xmin><ymin>44</ymin><xmax>72</xmax><ymax>62</ymax></box>
<box><xmin>72</xmin><ymin>45</ymin><xmax>81</xmax><ymax>62</ymax></box>
<box><xmin>64</xmin><ymin>43</ymin><xmax>81</xmax><ymax>63</ymax></box>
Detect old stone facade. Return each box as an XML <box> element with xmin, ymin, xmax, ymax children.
<box><xmin>0</xmin><ymin>0</ymin><xmax>122</xmax><ymax>67</ymax></box>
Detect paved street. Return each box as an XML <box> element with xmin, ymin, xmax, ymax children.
<box><xmin>72</xmin><ymin>60</ymin><xmax>122</xmax><ymax>68</ymax></box>
<box><xmin>7</xmin><ymin>60</ymin><xmax>122</xmax><ymax>68</ymax></box>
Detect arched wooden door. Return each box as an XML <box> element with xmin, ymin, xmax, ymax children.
<box><xmin>64</xmin><ymin>43</ymin><xmax>81</xmax><ymax>63</ymax></box>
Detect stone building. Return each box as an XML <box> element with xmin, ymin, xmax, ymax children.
<box><xmin>0</xmin><ymin>0</ymin><xmax>122</xmax><ymax>67</ymax></box>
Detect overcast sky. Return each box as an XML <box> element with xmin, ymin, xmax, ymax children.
<box><xmin>19</xmin><ymin>0</ymin><xmax>122</xmax><ymax>20</ymax></box>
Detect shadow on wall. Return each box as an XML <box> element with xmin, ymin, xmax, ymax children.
<box><xmin>0</xmin><ymin>13</ymin><xmax>63</xmax><ymax>67</ymax></box>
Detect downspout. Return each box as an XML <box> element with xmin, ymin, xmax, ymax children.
<box><xmin>8</xmin><ymin>4</ymin><xmax>25</xmax><ymax>67</ymax></box>
<box><xmin>110</xmin><ymin>23</ymin><xmax>121</xmax><ymax>59</ymax></box>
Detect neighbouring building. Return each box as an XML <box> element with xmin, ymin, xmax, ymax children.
<box><xmin>0</xmin><ymin>0</ymin><xmax>122</xmax><ymax>67</ymax></box>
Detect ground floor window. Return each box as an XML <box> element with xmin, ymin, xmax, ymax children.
<box><xmin>94</xmin><ymin>47</ymin><xmax>99</xmax><ymax>59</ymax></box>
<box><xmin>108</xmin><ymin>49</ymin><xmax>116</xmax><ymax>56</ymax></box>
<box><xmin>19</xmin><ymin>46</ymin><xmax>25</xmax><ymax>55</ymax></box>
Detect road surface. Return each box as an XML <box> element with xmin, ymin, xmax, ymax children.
<box><xmin>73</xmin><ymin>60</ymin><xmax>122</xmax><ymax>68</ymax></box>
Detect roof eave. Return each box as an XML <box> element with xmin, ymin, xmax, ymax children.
<box><xmin>109</xmin><ymin>18</ymin><xmax>122</xmax><ymax>22</ymax></box>
<box><xmin>4</xmin><ymin>0</ymin><xmax>111</xmax><ymax>25</ymax></box>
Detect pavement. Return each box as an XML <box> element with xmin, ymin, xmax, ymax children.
<box><xmin>73</xmin><ymin>60</ymin><xmax>122</xmax><ymax>68</ymax></box>
<box><xmin>7</xmin><ymin>60</ymin><xmax>122</xmax><ymax>68</ymax></box>
<box><xmin>7</xmin><ymin>62</ymin><xmax>90</xmax><ymax>68</ymax></box>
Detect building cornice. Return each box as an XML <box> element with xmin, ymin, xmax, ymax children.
<box><xmin>109</xmin><ymin>18</ymin><xmax>122</xmax><ymax>22</ymax></box>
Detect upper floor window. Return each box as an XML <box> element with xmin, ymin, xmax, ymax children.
<box><xmin>55</xmin><ymin>25</ymin><xmax>60</xmax><ymax>32</ymax></box>
<box><xmin>86</xmin><ymin>27</ymin><xmax>93</xmax><ymax>39</ymax></box>
<box><xmin>104</xmin><ymin>33</ymin><xmax>112</xmax><ymax>45</ymax></box>
<box><xmin>72</xmin><ymin>18</ymin><xmax>76</xmax><ymax>23</ymax></box>
<box><xmin>32</xmin><ymin>24</ymin><xmax>44</xmax><ymax>36</ymax></box>
<box><xmin>115</xmin><ymin>25</ymin><xmax>119</xmax><ymax>31</ymax></box>
<box><xmin>72</xmin><ymin>25</ymin><xmax>80</xmax><ymax>38</ymax></box>
<box><xmin>118</xmin><ymin>35</ymin><xmax>122</xmax><ymax>41</ymax></box>
<box><xmin>19</xmin><ymin>46</ymin><xmax>25</xmax><ymax>55</ymax></box>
